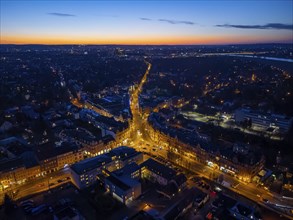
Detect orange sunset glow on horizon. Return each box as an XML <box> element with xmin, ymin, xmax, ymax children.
<box><xmin>1</xmin><ymin>34</ymin><xmax>291</xmax><ymax>45</ymax></box>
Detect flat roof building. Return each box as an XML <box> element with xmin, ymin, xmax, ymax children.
<box><xmin>140</xmin><ymin>158</ymin><xmax>177</xmax><ymax>186</ymax></box>
<box><xmin>70</xmin><ymin>146</ymin><xmax>142</xmax><ymax>189</ymax></box>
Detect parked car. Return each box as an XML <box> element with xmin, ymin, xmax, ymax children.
<box><xmin>20</xmin><ymin>199</ymin><xmax>34</xmax><ymax>206</ymax></box>
<box><xmin>31</xmin><ymin>204</ymin><xmax>47</xmax><ymax>215</ymax></box>
<box><xmin>24</xmin><ymin>206</ymin><xmax>34</xmax><ymax>214</ymax></box>
<box><xmin>58</xmin><ymin>198</ymin><xmax>73</xmax><ymax>206</ymax></box>
<box><xmin>22</xmin><ymin>203</ymin><xmax>34</xmax><ymax>209</ymax></box>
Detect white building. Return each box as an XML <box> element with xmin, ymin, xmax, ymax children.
<box><xmin>70</xmin><ymin>146</ymin><xmax>143</xmax><ymax>189</ymax></box>
<box><xmin>234</xmin><ymin>108</ymin><xmax>293</xmax><ymax>133</ymax></box>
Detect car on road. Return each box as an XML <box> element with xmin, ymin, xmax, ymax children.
<box><xmin>20</xmin><ymin>201</ymin><xmax>34</xmax><ymax>207</ymax></box>
<box><xmin>22</xmin><ymin>202</ymin><xmax>34</xmax><ymax>208</ymax></box>
<box><xmin>214</xmin><ymin>186</ymin><xmax>222</xmax><ymax>192</ymax></box>
<box><xmin>22</xmin><ymin>202</ymin><xmax>34</xmax><ymax>209</ymax></box>
<box><xmin>20</xmin><ymin>199</ymin><xmax>34</xmax><ymax>206</ymax></box>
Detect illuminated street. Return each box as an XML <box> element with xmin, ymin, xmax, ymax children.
<box><xmin>0</xmin><ymin>168</ymin><xmax>70</xmax><ymax>204</ymax></box>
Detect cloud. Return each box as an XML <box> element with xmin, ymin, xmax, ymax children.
<box><xmin>140</xmin><ymin>17</ymin><xmax>152</xmax><ymax>21</ymax></box>
<box><xmin>47</xmin><ymin>12</ymin><xmax>76</xmax><ymax>17</ymax></box>
<box><xmin>158</xmin><ymin>19</ymin><xmax>195</xmax><ymax>25</ymax></box>
<box><xmin>140</xmin><ymin>17</ymin><xmax>195</xmax><ymax>25</ymax></box>
<box><xmin>216</xmin><ymin>23</ymin><xmax>293</xmax><ymax>30</ymax></box>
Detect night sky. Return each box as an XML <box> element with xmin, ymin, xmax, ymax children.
<box><xmin>1</xmin><ymin>0</ymin><xmax>292</xmax><ymax>44</ymax></box>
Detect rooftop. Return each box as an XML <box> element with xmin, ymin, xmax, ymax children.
<box><xmin>163</xmin><ymin>187</ymin><xmax>201</xmax><ymax>220</ymax></box>
<box><xmin>71</xmin><ymin>154</ymin><xmax>111</xmax><ymax>175</ymax></box>
<box><xmin>128</xmin><ymin>210</ymin><xmax>157</xmax><ymax>220</ymax></box>
<box><xmin>108</xmin><ymin>146</ymin><xmax>140</xmax><ymax>161</ymax></box>
<box><xmin>140</xmin><ymin>158</ymin><xmax>176</xmax><ymax>181</ymax></box>
<box><xmin>114</xmin><ymin>162</ymin><xmax>140</xmax><ymax>177</ymax></box>
<box><xmin>35</xmin><ymin>142</ymin><xmax>80</xmax><ymax>161</ymax></box>
<box><xmin>70</xmin><ymin>146</ymin><xmax>139</xmax><ymax>175</ymax></box>
<box><xmin>0</xmin><ymin>157</ymin><xmax>24</xmax><ymax>173</ymax></box>
<box><xmin>106</xmin><ymin>174</ymin><xmax>132</xmax><ymax>191</ymax></box>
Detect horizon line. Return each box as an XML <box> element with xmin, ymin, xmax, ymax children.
<box><xmin>1</xmin><ymin>42</ymin><xmax>292</xmax><ymax>46</ymax></box>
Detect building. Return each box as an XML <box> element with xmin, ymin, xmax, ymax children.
<box><xmin>148</xmin><ymin>112</ymin><xmax>265</xmax><ymax>182</ymax></box>
<box><xmin>0</xmin><ymin>158</ymin><xmax>26</xmax><ymax>190</ymax></box>
<box><xmin>70</xmin><ymin>154</ymin><xmax>114</xmax><ymax>189</ymax></box>
<box><xmin>140</xmin><ymin>158</ymin><xmax>177</xmax><ymax>186</ymax></box>
<box><xmin>229</xmin><ymin>202</ymin><xmax>258</xmax><ymax>220</ymax></box>
<box><xmin>128</xmin><ymin>210</ymin><xmax>157</xmax><ymax>220</ymax></box>
<box><xmin>0</xmin><ymin>121</ymin><xmax>13</xmax><ymax>133</ymax></box>
<box><xmin>36</xmin><ymin>142</ymin><xmax>83</xmax><ymax>174</ymax></box>
<box><xmin>172</xmin><ymin>173</ymin><xmax>188</xmax><ymax>191</ymax></box>
<box><xmin>108</xmin><ymin>146</ymin><xmax>143</xmax><ymax>170</ymax></box>
<box><xmin>105</xmin><ymin>163</ymin><xmax>141</xmax><ymax>205</ymax></box>
<box><xmin>204</xmin><ymin>140</ymin><xmax>266</xmax><ymax>182</ymax></box>
<box><xmin>82</xmin><ymin>134</ymin><xmax>115</xmax><ymax>157</ymax></box>
<box><xmin>70</xmin><ymin>146</ymin><xmax>142</xmax><ymax>189</ymax></box>
<box><xmin>0</xmin><ymin>157</ymin><xmax>41</xmax><ymax>190</ymax></box>
<box><xmin>0</xmin><ymin>138</ymin><xmax>41</xmax><ymax>189</ymax></box>
<box><xmin>21</xmin><ymin>105</ymin><xmax>40</xmax><ymax>120</ymax></box>
<box><xmin>156</xmin><ymin>173</ymin><xmax>187</xmax><ymax>199</ymax></box>
<box><xmin>209</xmin><ymin>194</ymin><xmax>260</xmax><ymax>220</ymax></box>
<box><xmin>57</xmin><ymin>147</ymin><xmax>84</xmax><ymax>169</ymax></box>
<box><xmin>234</xmin><ymin>108</ymin><xmax>293</xmax><ymax>134</ymax></box>
<box><xmin>162</xmin><ymin>187</ymin><xmax>203</xmax><ymax>220</ymax></box>
<box><xmin>59</xmin><ymin>128</ymin><xmax>100</xmax><ymax>149</ymax></box>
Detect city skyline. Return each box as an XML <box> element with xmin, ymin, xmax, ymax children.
<box><xmin>1</xmin><ymin>0</ymin><xmax>293</xmax><ymax>45</ymax></box>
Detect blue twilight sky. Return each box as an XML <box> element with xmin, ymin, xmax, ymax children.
<box><xmin>0</xmin><ymin>0</ymin><xmax>292</xmax><ymax>44</ymax></box>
